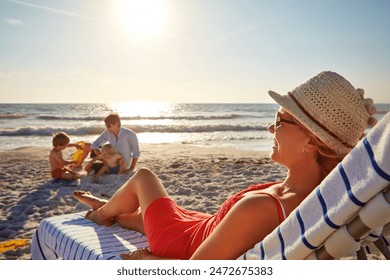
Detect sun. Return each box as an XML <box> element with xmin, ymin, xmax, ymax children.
<box><xmin>116</xmin><ymin>0</ymin><xmax>168</xmax><ymax>38</ymax></box>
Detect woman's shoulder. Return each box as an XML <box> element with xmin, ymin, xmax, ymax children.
<box><xmin>246</xmin><ymin>182</ymin><xmax>279</xmax><ymax>191</ymax></box>
<box><xmin>224</xmin><ymin>182</ymin><xmax>279</xmax><ymax>205</ymax></box>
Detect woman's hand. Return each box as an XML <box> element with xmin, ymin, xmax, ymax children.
<box><xmin>120</xmin><ymin>248</ymin><xmax>152</xmax><ymax>260</ymax></box>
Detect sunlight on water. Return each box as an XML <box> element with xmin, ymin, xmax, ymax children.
<box><xmin>138</xmin><ymin>132</ymin><xmax>181</xmax><ymax>144</ymax></box>
<box><xmin>0</xmin><ymin>103</ymin><xmax>388</xmax><ymax>150</ymax></box>
<box><xmin>109</xmin><ymin>102</ymin><xmax>173</xmax><ymax>117</ymax></box>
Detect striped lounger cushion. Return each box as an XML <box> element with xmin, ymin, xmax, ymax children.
<box><xmin>31</xmin><ymin>212</ymin><xmax>149</xmax><ymax>260</ymax></box>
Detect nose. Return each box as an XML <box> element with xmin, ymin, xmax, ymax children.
<box><xmin>268</xmin><ymin>124</ymin><xmax>275</xmax><ymax>134</ymax></box>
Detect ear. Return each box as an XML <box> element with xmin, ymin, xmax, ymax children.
<box><xmin>302</xmin><ymin>142</ymin><xmax>317</xmax><ymax>154</ymax></box>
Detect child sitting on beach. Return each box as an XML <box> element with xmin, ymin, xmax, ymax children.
<box><xmin>49</xmin><ymin>132</ymin><xmax>81</xmax><ymax>181</ymax></box>
<box><xmin>84</xmin><ymin>144</ymin><xmax>125</xmax><ymax>183</ymax></box>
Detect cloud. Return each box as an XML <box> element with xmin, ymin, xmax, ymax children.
<box><xmin>5</xmin><ymin>0</ymin><xmax>193</xmax><ymax>43</ymax></box>
<box><xmin>5</xmin><ymin>0</ymin><xmax>114</xmax><ymax>25</ymax></box>
<box><xmin>2</xmin><ymin>17</ymin><xmax>24</xmax><ymax>26</ymax></box>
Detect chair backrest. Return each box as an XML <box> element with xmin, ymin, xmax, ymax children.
<box><xmin>306</xmin><ymin>187</ymin><xmax>390</xmax><ymax>259</ymax></box>
<box><xmin>239</xmin><ymin>112</ymin><xmax>390</xmax><ymax>260</ymax></box>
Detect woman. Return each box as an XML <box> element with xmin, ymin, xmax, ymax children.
<box><xmin>73</xmin><ymin>71</ymin><xmax>377</xmax><ymax>260</ymax></box>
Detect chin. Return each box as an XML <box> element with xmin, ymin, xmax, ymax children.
<box><xmin>269</xmin><ymin>150</ymin><xmax>277</xmax><ymax>162</ymax></box>
<box><xmin>269</xmin><ymin>148</ymin><xmax>283</xmax><ymax>165</ymax></box>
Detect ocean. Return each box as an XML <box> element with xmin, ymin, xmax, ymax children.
<box><xmin>0</xmin><ymin>103</ymin><xmax>389</xmax><ymax>151</ymax></box>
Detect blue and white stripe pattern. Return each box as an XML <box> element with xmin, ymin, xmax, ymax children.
<box><xmin>31</xmin><ymin>212</ymin><xmax>149</xmax><ymax>260</ymax></box>
<box><xmin>240</xmin><ymin>112</ymin><xmax>390</xmax><ymax>260</ymax></box>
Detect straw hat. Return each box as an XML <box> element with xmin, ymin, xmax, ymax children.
<box><xmin>268</xmin><ymin>71</ymin><xmax>377</xmax><ymax>156</ymax></box>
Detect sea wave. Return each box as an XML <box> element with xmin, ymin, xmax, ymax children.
<box><xmin>0</xmin><ymin>114</ymin><xmax>28</xmax><ymax>119</ymax></box>
<box><xmin>36</xmin><ymin>113</ymin><xmax>261</xmax><ymax>121</ymax></box>
<box><xmin>0</xmin><ymin>123</ymin><xmax>270</xmax><ymax>136</ymax></box>
<box><xmin>376</xmin><ymin>109</ymin><xmax>390</xmax><ymax>114</ymax></box>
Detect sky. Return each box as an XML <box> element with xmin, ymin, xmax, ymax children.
<box><xmin>1</xmin><ymin>0</ymin><xmax>390</xmax><ymax>103</ymax></box>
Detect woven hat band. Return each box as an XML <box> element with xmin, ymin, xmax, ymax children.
<box><xmin>288</xmin><ymin>92</ymin><xmax>354</xmax><ymax>149</ymax></box>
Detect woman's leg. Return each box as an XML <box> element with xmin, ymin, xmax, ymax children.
<box><xmin>115</xmin><ymin>210</ymin><xmax>145</xmax><ymax>234</ymax></box>
<box><xmin>74</xmin><ymin>168</ymin><xmax>169</xmax><ymax>228</ymax></box>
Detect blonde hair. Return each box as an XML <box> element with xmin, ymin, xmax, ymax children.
<box><xmin>101</xmin><ymin>144</ymin><xmax>116</xmax><ymax>155</ymax></box>
<box><xmin>294</xmin><ymin>119</ymin><xmax>344</xmax><ymax>178</ymax></box>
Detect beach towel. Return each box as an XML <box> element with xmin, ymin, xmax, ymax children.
<box><xmin>0</xmin><ymin>239</ymin><xmax>29</xmax><ymax>253</ymax></box>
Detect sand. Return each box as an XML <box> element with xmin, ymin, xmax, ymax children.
<box><xmin>0</xmin><ymin>143</ymin><xmax>385</xmax><ymax>260</ymax></box>
<box><xmin>0</xmin><ymin>143</ymin><xmax>287</xmax><ymax>260</ymax></box>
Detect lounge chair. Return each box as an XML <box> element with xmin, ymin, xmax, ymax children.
<box><xmin>31</xmin><ymin>112</ymin><xmax>390</xmax><ymax>260</ymax></box>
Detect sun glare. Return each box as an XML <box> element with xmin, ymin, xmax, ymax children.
<box><xmin>109</xmin><ymin>102</ymin><xmax>172</xmax><ymax>117</ymax></box>
<box><xmin>116</xmin><ymin>0</ymin><xmax>168</xmax><ymax>38</ymax></box>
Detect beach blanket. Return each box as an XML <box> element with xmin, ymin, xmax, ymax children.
<box><xmin>240</xmin><ymin>112</ymin><xmax>390</xmax><ymax>259</ymax></box>
<box><xmin>51</xmin><ymin>178</ymin><xmax>80</xmax><ymax>186</ymax></box>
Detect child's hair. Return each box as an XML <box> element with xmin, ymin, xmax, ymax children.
<box><xmin>101</xmin><ymin>143</ymin><xmax>116</xmax><ymax>154</ymax></box>
<box><xmin>52</xmin><ymin>132</ymin><xmax>70</xmax><ymax>147</ymax></box>
<box><xmin>104</xmin><ymin>113</ymin><xmax>121</xmax><ymax>127</ymax></box>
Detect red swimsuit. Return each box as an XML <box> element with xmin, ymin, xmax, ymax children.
<box><xmin>143</xmin><ymin>182</ymin><xmax>286</xmax><ymax>259</ymax></box>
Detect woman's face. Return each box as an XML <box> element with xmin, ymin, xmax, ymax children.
<box><xmin>268</xmin><ymin>108</ymin><xmax>311</xmax><ymax>167</ymax></box>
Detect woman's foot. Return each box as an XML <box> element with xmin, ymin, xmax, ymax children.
<box><xmin>72</xmin><ymin>190</ymin><xmax>107</xmax><ymax>210</ymax></box>
<box><xmin>85</xmin><ymin>210</ymin><xmax>115</xmax><ymax>226</ymax></box>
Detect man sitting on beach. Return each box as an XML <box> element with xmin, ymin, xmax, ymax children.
<box><xmin>49</xmin><ymin>132</ymin><xmax>81</xmax><ymax>181</ymax></box>
<box><xmin>91</xmin><ymin>113</ymin><xmax>140</xmax><ymax>174</ymax></box>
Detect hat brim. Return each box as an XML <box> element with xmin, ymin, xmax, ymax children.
<box><xmin>268</xmin><ymin>90</ymin><xmax>310</xmax><ymax>126</ymax></box>
<box><xmin>268</xmin><ymin>90</ymin><xmax>349</xmax><ymax>155</ymax></box>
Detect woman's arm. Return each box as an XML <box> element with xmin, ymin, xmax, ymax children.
<box><xmin>190</xmin><ymin>195</ymin><xmax>281</xmax><ymax>260</ymax></box>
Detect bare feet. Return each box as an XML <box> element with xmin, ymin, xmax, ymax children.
<box><xmin>120</xmin><ymin>248</ymin><xmax>152</xmax><ymax>260</ymax></box>
<box><xmin>72</xmin><ymin>190</ymin><xmax>107</xmax><ymax>210</ymax></box>
<box><xmin>85</xmin><ymin>210</ymin><xmax>115</xmax><ymax>226</ymax></box>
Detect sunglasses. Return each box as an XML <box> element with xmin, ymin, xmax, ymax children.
<box><xmin>274</xmin><ymin>112</ymin><xmax>297</xmax><ymax>128</ymax></box>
